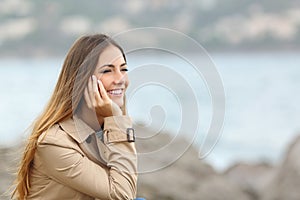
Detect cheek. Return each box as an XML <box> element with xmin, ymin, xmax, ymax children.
<box><xmin>124</xmin><ymin>75</ymin><xmax>129</xmax><ymax>88</ymax></box>
<box><xmin>100</xmin><ymin>77</ymin><xmax>110</xmax><ymax>90</ymax></box>
<box><xmin>94</xmin><ymin>74</ymin><xmax>109</xmax><ymax>91</ymax></box>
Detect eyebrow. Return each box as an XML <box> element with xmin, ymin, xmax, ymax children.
<box><xmin>100</xmin><ymin>62</ymin><xmax>127</xmax><ymax>68</ymax></box>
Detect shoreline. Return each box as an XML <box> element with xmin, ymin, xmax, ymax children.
<box><xmin>1</xmin><ymin>49</ymin><xmax>300</xmax><ymax>60</ymax></box>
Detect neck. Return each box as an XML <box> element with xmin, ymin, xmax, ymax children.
<box><xmin>77</xmin><ymin>103</ymin><xmax>103</xmax><ymax>131</ymax></box>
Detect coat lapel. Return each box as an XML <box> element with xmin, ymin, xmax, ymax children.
<box><xmin>59</xmin><ymin>116</ymin><xmax>108</xmax><ymax>167</ymax></box>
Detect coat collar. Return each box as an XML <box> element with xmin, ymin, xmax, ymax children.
<box><xmin>58</xmin><ymin>115</ymin><xmax>107</xmax><ymax>166</ymax></box>
<box><xmin>58</xmin><ymin>115</ymin><xmax>95</xmax><ymax>143</ymax></box>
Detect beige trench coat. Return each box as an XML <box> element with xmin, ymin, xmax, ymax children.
<box><xmin>27</xmin><ymin>115</ymin><xmax>137</xmax><ymax>200</ymax></box>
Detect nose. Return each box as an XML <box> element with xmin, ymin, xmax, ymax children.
<box><xmin>113</xmin><ymin>69</ymin><xmax>125</xmax><ymax>85</ymax></box>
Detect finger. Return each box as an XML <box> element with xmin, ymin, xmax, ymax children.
<box><xmin>97</xmin><ymin>79</ymin><xmax>110</xmax><ymax>101</ymax></box>
<box><xmin>92</xmin><ymin>75</ymin><xmax>103</xmax><ymax>103</ymax></box>
<box><xmin>84</xmin><ymin>87</ymin><xmax>92</xmax><ymax>109</ymax></box>
<box><xmin>88</xmin><ymin>76</ymin><xmax>96</xmax><ymax>107</ymax></box>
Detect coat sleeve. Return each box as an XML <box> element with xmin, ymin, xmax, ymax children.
<box><xmin>36</xmin><ymin>116</ymin><xmax>137</xmax><ymax>200</ymax></box>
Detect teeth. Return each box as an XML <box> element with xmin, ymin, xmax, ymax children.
<box><xmin>108</xmin><ymin>89</ymin><xmax>122</xmax><ymax>95</ymax></box>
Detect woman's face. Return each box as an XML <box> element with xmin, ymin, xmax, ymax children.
<box><xmin>93</xmin><ymin>45</ymin><xmax>129</xmax><ymax>107</ymax></box>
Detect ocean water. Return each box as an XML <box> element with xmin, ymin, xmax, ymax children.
<box><xmin>0</xmin><ymin>52</ymin><xmax>299</xmax><ymax>171</ymax></box>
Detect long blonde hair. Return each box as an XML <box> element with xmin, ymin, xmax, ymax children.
<box><xmin>12</xmin><ymin>34</ymin><xmax>127</xmax><ymax>199</ymax></box>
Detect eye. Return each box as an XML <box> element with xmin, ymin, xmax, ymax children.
<box><xmin>100</xmin><ymin>69</ymin><xmax>112</xmax><ymax>73</ymax></box>
<box><xmin>121</xmin><ymin>68</ymin><xmax>128</xmax><ymax>72</ymax></box>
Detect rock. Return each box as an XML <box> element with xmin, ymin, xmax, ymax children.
<box><xmin>135</xmin><ymin>128</ymin><xmax>252</xmax><ymax>200</ymax></box>
<box><xmin>261</xmin><ymin>135</ymin><xmax>300</xmax><ymax>200</ymax></box>
<box><xmin>224</xmin><ymin>162</ymin><xmax>275</xmax><ymax>200</ymax></box>
<box><xmin>0</xmin><ymin>144</ymin><xmax>23</xmax><ymax>199</ymax></box>
<box><xmin>196</xmin><ymin>175</ymin><xmax>252</xmax><ymax>200</ymax></box>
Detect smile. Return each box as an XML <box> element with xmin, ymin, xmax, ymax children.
<box><xmin>107</xmin><ymin>89</ymin><xmax>123</xmax><ymax>96</ymax></box>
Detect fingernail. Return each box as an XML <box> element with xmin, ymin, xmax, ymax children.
<box><xmin>97</xmin><ymin>80</ymin><xmax>101</xmax><ymax>84</ymax></box>
<box><xmin>92</xmin><ymin>75</ymin><xmax>96</xmax><ymax>80</ymax></box>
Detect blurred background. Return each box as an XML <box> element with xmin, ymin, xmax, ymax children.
<box><xmin>1</xmin><ymin>0</ymin><xmax>300</xmax><ymax>199</ymax></box>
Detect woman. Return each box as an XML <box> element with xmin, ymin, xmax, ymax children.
<box><xmin>12</xmin><ymin>34</ymin><xmax>137</xmax><ymax>199</ymax></box>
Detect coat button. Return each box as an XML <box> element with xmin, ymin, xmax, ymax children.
<box><xmin>85</xmin><ymin>135</ymin><xmax>92</xmax><ymax>143</ymax></box>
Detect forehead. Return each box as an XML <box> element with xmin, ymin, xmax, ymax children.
<box><xmin>98</xmin><ymin>45</ymin><xmax>124</xmax><ymax>65</ymax></box>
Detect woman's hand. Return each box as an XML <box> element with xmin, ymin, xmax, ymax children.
<box><xmin>84</xmin><ymin>75</ymin><xmax>122</xmax><ymax>118</ymax></box>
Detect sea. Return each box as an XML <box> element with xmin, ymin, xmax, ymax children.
<box><xmin>1</xmin><ymin>51</ymin><xmax>299</xmax><ymax>171</ymax></box>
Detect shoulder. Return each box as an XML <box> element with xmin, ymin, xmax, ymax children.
<box><xmin>37</xmin><ymin>124</ymin><xmax>78</xmax><ymax>149</ymax></box>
